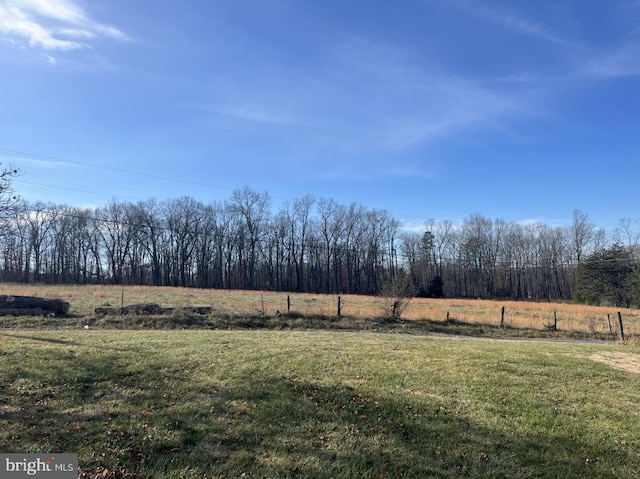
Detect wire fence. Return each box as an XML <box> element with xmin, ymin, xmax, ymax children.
<box><xmin>0</xmin><ymin>283</ymin><xmax>637</xmax><ymax>339</ymax></box>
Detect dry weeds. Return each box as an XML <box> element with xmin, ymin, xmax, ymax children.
<box><xmin>0</xmin><ymin>283</ymin><xmax>637</xmax><ymax>338</ymax></box>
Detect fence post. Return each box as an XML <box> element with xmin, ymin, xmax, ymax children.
<box><xmin>617</xmin><ymin>311</ymin><xmax>625</xmax><ymax>341</ymax></box>
<box><xmin>261</xmin><ymin>293</ymin><xmax>265</xmax><ymax>315</ymax></box>
<box><xmin>287</xmin><ymin>295</ymin><xmax>290</xmax><ymax>313</ymax></box>
<box><xmin>337</xmin><ymin>296</ymin><xmax>341</xmax><ymax>317</ymax></box>
<box><xmin>501</xmin><ymin>306</ymin><xmax>505</xmax><ymax>328</ymax></box>
<box><xmin>607</xmin><ymin>314</ymin><xmax>612</xmax><ymax>334</ymax></box>
<box><xmin>553</xmin><ymin>311</ymin><xmax>557</xmax><ymax>331</ymax></box>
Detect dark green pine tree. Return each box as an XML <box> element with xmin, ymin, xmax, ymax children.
<box><xmin>629</xmin><ymin>268</ymin><xmax>640</xmax><ymax>308</ymax></box>
<box><xmin>575</xmin><ymin>244</ymin><xmax>636</xmax><ymax>307</ymax></box>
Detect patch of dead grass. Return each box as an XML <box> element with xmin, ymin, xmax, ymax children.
<box><xmin>590</xmin><ymin>352</ymin><xmax>640</xmax><ymax>374</ymax></box>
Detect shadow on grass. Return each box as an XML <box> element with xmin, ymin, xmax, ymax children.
<box><xmin>0</xmin><ymin>332</ymin><xmax>80</xmax><ymax>345</ymax></box>
<box><xmin>0</xmin><ymin>350</ymin><xmax>631</xmax><ymax>478</ymax></box>
<box><xmin>262</xmin><ymin>314</ymin><xmax>611</xmax><ymax>342</ymax></box>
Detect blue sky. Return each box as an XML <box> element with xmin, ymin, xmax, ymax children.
<box><xmin>0</xmin><ymin>0</ymin><xmax>639</xmax><ymax>230</ymax></box>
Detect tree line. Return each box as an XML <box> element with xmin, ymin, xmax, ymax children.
<box><xmin>0</xmin><ymin>186</ymin><xmax>638</xmax><ymax>303</ymax></box>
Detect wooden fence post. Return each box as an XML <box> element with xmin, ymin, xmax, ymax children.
<box><xmin>337</xmin><ymin>296</ymin><xmax>341</xmax><ymax>317</ymax></box>
<box><xmin>617</xmin><ymin>311</ymin><xmax>625</xmax><ymax>341</ymax></box>
<box><xmin>287</xmin><ymin>295</ymin><xmax>290</xmax><ymax>313</ymax></box>
<box><xmin>553</xmin><ymin>311</ymin><xmax>557</xmax><ymax>331</ymax></box>
<box><xmin>501</xmin><ymin>306</ymin><xmax>505</xmax><ymax>328</ymax></box>
<box><xmin>607</xmin><ymin>314</ymin><xmax>612</xmax><ymax>334</ymax></box>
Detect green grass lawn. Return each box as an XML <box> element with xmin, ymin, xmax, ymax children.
<box><xmin>1</xmin><ymin>330</ymin><xmax>639</xmax><ymax>478</ymax></box>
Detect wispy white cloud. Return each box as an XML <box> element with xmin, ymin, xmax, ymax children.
<box><xmin>0</xmin><ymin>3</ymin><xmax>83</xmax><ymax>50</ymax></box>
<box><xmin>0</xmin><ymin>0</ymin><xmax>127</xmax><ymax>51</ymax></box>
<box><xmin>219</xmin><ymin>104</ymin><xmax>295</xmax><ymax>126</ymax></box>
<box><xmin>498</xmin><ymin>72</ymin><xmax>541</xmax><ymax>84</ymax></box>
<box><xmin>40</xmin><ymin>52</ymin><xmax>55</xmax><ymax>64</ymax></box>
<box><xmin>377</xmin><ymin>78</ymin><xmax>523</xmax><ymax>150</ymax></box>
<box><xmin>582</xmin><ymin>41</ymin><xmax>640</xmax><ymax>78</ymax></box>
<box><xmin>305</xmin><ymin>35</ymin><xmax>530</xmax><ymax>152</ymax></box>
<box><xmin>2</xmin><ymin>155</ymin><xmax>73</xmax><ymax>169</ymax></box>
<box><xmin>15</xmin><ymin>0</ymin><xmax>84</xmax><ymax>24</ymax></box>
<box><xmin>184</xmin><ymin>32</ymin><xmax>537</xmax><ymax>179</ymax></box>
<box><xmin>55</xmin><ymin>27</ymin><xmax>95</xmax><ymax>39</ymax></box>
<box><xmin>446</xmin><ymin>0</ymin><xmax>576</xmax><ymax>48</ymax></box>
<box><xmin>164</xmin><ymin>15</ymin><xmax>548</xmax><ymax>182</ymax></box>
<box><xmin>302</xmin><ymin>160</ymin><xmax>428</xmax><ymax>182</ymax></box>
<box><xmin>399</xmin><ymin>220</ymin><xmax>428</xmax><ymax>233</ymax></box>
<box><xmin>516</xmin><ymin>218</ymin><xmax>544</xmax><ymax>227</ymax></box>
<box><xmin>441</xmin><ymin>1</ymin><xmax>640</xmax><ymax>83</ymax></box>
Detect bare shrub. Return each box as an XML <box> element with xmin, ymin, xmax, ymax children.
<box><xmin>378</xmin><ymin>272</ymin><xmax>416</xmax><ymax>320</ymax></box>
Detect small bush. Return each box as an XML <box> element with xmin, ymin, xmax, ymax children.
<box><xmin>378</xmin><ymin>273</ymin><xmax>416</xmax><ymax>320</ymax></box>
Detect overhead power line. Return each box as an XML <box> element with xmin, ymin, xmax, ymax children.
<box><xmin>14</xmin><ymin>180</ymin><xmax>143</xmax><ymax>202</ymax></box>
<box><xmin>0</xmin><ymin>147</ymin><xmax>235</xmax><ymax>193</ymax></box>
<box><xmin>0</xmin><ymin>146</ymin><xmax>432</xmax><ymax>220</ymax></box>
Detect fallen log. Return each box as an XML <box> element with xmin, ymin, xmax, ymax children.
<box><xmin>0</xmin><ymin>295</ymin><xmax>70</xmax><ymax>316</ymax></box>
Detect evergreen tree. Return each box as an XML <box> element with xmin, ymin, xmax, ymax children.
<box><xmin>630</xmin><ymin>268</ymin><xmax>640</xmax><ymax>308</ymax></box>
<box><xmin>427</xmin><ymin>275</ymin><xmax>444</xmax><ymax>298</ymax></box>
<box><xmin>575</xmin><ymin>244</ymin><xmax>635</xmax><ymax>307</ymax></box>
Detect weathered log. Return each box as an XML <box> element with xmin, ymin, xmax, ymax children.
<box><xmin>0</xmin><ymin>295</ymin><xmax>70</xmax><ymax>316</ymax></box>
<box><xmin>123</xmin><ymin>303</ymin><xmax>164</xmax><ymax>314</ymax></box>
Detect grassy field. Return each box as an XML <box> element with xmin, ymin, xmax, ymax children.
<box><xmin>0</xmin><ymin>283</ymin><xmax>637</xmax><ymax>341</ymax></box>
<box><xmin>0</xmin><ymin>330</ymin><xmax>638</xmax><ymax>478</ymax></box>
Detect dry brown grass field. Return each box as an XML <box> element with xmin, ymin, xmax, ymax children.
<box><xmin>0</xmin><ymin>282</ymin><xmax>638</xmax><ymax>339</ymax></box>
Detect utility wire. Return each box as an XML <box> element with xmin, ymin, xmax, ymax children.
<box><xmin>1</xmin><ymin>147</ymin><xmax>235</xmax><ymax>192</ymax></box>
<box><xmin>1</xmin><ymin>146</ymin><xmax>430</xmax><ymax>217</ymax></box>
<box><xmin>7</xmin><ymin>146</ymin><xmax>638</xmax><ymax>230</ymax></box>
<box><xmin>15</xmin><ymin>180</ymin><xmax>143</xmax><ymax>202</ymax></box>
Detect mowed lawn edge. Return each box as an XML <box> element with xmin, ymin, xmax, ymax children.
<box><xmin>1</xmin><ymin>330</ymin><xmax>639</xmax><ymax>478</ymax></box>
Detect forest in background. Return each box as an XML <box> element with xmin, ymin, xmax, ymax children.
<box><xmin>1</xmin><ymin>186</ymin><xmax>638</xmax><ymax>305</ymax></box>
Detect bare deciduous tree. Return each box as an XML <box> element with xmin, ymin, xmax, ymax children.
<box><xmin>377</xmin><ymin>271</ymin><xmax>415</xmax><ymax>320</ymax></box>
<box><xmin>0</xmin><ymin>163</ymin><xmax>20</xmax><ymax>220</ymax></box>
<box><xmin>570</xmin><ymin>209</ymin><xmax>595</xmax><ymax>263</ymax></box>
<box><xmin>228</xmin><ymin>186</ymin><xmax>271</xmax><ymax>289</ymax></box>
<box><xmin>1</xmin><ymin>190</ymin><xmax>633</xmax><ymax>303</ymax></box>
